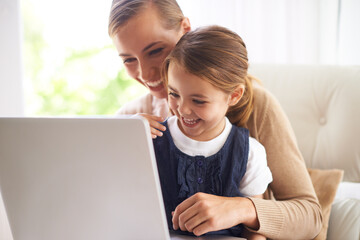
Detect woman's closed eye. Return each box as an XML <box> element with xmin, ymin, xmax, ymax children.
<box><xmin>123</xmin><ymin>57</ymin><xmax>137</xmax><ymax>64</ymax></box>
<box><xmin>149</xmin><ymin>48</ymin><xmax>164</xmax><ymax>56</ymax></box>
<box><xmin>192</xmin><ymin>99</ymin><xmax>206</xmax><ymax>105</ymax></box>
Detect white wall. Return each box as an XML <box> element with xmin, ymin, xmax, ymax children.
<box><xmin>338</xmin><ymin>0</ymin><xmax>360</xmax><ymax>64</ymax></box>
<box><xmin>178</xmin><ymin>0</ymin><xmax>360</xmax><ymax>65</ymax></box>
<box><xmin>0</xmin><ymin>0</ymin><xmax>24</xmax><ymax>117</ymax></box>
<box><xmin>0</xmin><ymin>1</ymin><xmax>21</xmax><ymax>238</ymax></box>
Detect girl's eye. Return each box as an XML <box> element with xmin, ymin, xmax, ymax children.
<box><xmin>169</xmin><ymin>92</ymin><xmax>179</xmax><ymax>98</ymax></box>
<box><xmin>193</xmin><ymin>99</ymin><xmax>206</xmax><ymax>105</ymax></box>
<box><xmin>123</xmin><ymin>58</ymin><xmax>136</xmax><ymax>64</ymax></box>
<box><xmin>149</xmin><ymin>48</ymin><xmax>164</xmax><ymax>56</ymax></box>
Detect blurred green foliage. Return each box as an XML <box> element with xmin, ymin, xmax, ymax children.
<box><xmin>22</xmin><ymin>1</ymin><xmax>146</xmax><ymax>116</ymax></box>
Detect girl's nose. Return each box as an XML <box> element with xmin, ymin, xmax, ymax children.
<box><xmin>178</xmin><ymin>101</ymin><xmax>191</xmax><ymax>116</ymax></box>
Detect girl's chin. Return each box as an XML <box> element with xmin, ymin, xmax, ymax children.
<box><xmin>180</xmin><ymin>121</ymin><xmax>204</xmax><ymax>140</ymax></box>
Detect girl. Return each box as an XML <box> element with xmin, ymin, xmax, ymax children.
<box><xmin>153</xmin><ymin>25</ymin><xmax>272</xmax><ymax>239</ymax></box>
<box><xmin>109</xmin><ymin>0</ymin><xmax>322</xmax><ymax>239</ymax></box>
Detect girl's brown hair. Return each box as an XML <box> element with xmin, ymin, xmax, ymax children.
<box><xmin>163</xmin><ymin>25</ymin><xmax>254</xmax><ymax>127</ymax></box>
<box><xmin>108</xmin><ymin>0</ymin><xmax>184</xmax><ymax>37</ymax></box>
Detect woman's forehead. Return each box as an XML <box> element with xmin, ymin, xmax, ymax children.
<box><xmin>113</xmin><ymin>8</ymin><xmax>178</xmax><ymax>54</ymax></box>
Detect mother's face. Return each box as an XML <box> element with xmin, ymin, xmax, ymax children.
<box><xmin>112</xmin><ymin>7</ymin><xmax>190</xmax><ymax>99</ymax></box>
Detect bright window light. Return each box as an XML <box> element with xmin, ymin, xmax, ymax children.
<box><xmin>22</xmin><ymin>0</ymin><xmax>147</xmax><ymax>116</ymax></box>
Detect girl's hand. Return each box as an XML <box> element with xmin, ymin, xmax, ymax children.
<box><xmin>172</xmin><ymin>192</ymin><xmax>258</xmax><ymax>236</ymax></box>
<box><xmin>135</xmin><ymin>113</ymin><xmax>166</xmax><ymax>139</ymax></box>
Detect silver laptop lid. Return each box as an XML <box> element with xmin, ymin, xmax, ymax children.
<box><xmin>0</xmin><ymin>117</ymin><xmax>169</xmax><ymax>240</ymax></box>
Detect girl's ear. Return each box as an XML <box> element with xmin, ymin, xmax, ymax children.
<box><xmin>228</xmin><ymin>86</ymin><xmax>244</xmax><ymax>106</ymax></box>
<box><xmin>180</xmin><ymin>17</ymin><xmax>191</xmax><ymax>34</ymax></box>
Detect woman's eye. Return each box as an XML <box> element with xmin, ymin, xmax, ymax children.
<box><xmin>169</xmin><ymin>92</ymin><xmax>179</xmax><ymax>98</ymax></box>
<box><xmin>123</xmin><ymin>58</ymin><xmax>136</xmax><ymax>64</ymax></box>
<box><xmin>149</xmin><ymin>48</ymin><xmax>164</xmax><ymax>56</ymax></box>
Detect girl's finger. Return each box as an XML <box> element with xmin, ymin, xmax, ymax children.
<box><xmin>177</xmin><ymin>207</ymin><xmax>198</xmax><ymax>232</ymax></box>
<box><xmin>172</xmin><ymin>193</ymin><xmax>203</xmax><ymax>230</ymax></box>
<box><xmin>182</xmin><ymin>209</ymin><xmax>207</xmax><ymax>232</ymax></box>
<box><xmin>192</xmin><ymin>220</ymin><xmax>216</xmax><ymax>237</ymax></box>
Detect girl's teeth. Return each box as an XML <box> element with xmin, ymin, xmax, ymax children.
<box><xmin>183</xmin><ymin>118</ymin><xmax>198</xmax><ymax>124</ymax></box>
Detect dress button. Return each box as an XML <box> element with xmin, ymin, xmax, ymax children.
<box><xmin>319</xmin><ymin>117</ymin><xmax>327</xmax><ymax>125</ymax></box>
<box><xmin>197</xmin><ymin>160</ymin><xmax>203</xmax><ymax>166</ymax></box>
<box><xmin>197</xmin><ymin>177</ymin><xmax>203</xmax><ymax>184</ymax></box>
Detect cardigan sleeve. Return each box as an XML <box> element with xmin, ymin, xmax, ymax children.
<box><xmin>116</xmin><ymin>93</ymin><xmax>153</xmax><ymax>116</ymax></box>
<box><xmin>116</xmin><ymin>93</ymin><xmax>169</xmax><ymax>119</ymax></box>
<box><xmin>245</xmin><ymin>85</ymin><xmax>322</xmax><ymax>239</ymax></box>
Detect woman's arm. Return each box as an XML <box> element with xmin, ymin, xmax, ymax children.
<box><xmin>116</xmin><ymin>93</ymin><xmax>154</xmax><ymax>116</ymax></box>
<box><xmin>245</xmin><ymin>85</ymin><xmax>322</xmax><ymax>239</ymax></box>
<box><xmin>242</xmin><ymin>195</ymin><xmax>266</xmax><ymax>240</ymax></box>
<box><xmin>116</xmin><ymin>93</ymin><xmax>167</xmax><ymax>138</ymax></box>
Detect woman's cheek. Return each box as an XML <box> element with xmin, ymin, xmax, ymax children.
<box><xmin>125</xmin><ymin>64</ymin><xmax>139</xmax><ymax>81</ymax></box>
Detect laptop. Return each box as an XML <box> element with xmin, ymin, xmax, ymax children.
<box><xmin>0</xmin><ymin>117</ymin><xmax>244</xmax><ymax>240</ymax></box>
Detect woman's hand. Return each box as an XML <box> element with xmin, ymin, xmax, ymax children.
<box><xmin>135</xmin><ymin>113</ymin><xmax>166</xmax><ymax>138</ymax></box>
<box><xmin>172</xmin><ymin>192</ymin><xmax>259</xmax><ymax>236</ymax></box>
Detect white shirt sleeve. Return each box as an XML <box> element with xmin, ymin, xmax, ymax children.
<box><xmin>238</xmin><ymin>137</ymin><xmax>273</xmax><ymax>196</ymax></box>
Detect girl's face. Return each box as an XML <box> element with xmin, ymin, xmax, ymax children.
<box><xmin>168</xmin><ymin>63</ymin><xmax>240</xmax><ymax>141</ymax></box>
<box><xmin>112</xmin><ymin>7</ymin><xmax>190</xmax><ymax>99</ymax></box>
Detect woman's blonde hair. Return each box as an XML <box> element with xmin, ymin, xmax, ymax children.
<box><xmin>163</xmin><ymin>25</ymin><xmax>254</xmax><ymax>127</ymax></box>
<box><xmin>108</xmin><ymin>0</ymin><xmax>184</xmax><ymax>37</ymax></box>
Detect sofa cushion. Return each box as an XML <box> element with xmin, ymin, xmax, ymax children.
<box><xmin>335</xmin><ymin>181</ymin><xmax>360</xmax><ymax>200</ymax></box>
<box><xmin>249</xmin><ymin>64</ymin><xmax>360</xmax><ymax>182</ymax></box>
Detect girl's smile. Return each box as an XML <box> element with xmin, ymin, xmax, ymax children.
<box><xmin>167</xmin><ymin>63</ymin><xmax>236</xmax><ymax>141</ymax></box>
<box><xmin>181</xmin><ymin>117</ymin><xmax>201</xmax><ymax>128</ymax></box>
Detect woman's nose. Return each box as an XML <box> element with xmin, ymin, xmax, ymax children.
<box><xmin>139</xmin><ymin>64</ymin><xmax>158</xmax><ymax>82</ymax></box>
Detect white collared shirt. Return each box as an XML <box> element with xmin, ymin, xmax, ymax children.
<box><xmin>167</xmin><ymin>116</ymin><xmax>273</xmax><ymax>196</ymax></box>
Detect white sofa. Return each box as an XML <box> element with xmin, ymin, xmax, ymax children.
<box><xmin>1</xmin><ymin>65</ymin><xmax>359</xmax><ymax>239</ymax></box>
<box><xmin>249</xmin><ymin>64</ymin><xmax>360</xmax><ymax>240</ymax></box>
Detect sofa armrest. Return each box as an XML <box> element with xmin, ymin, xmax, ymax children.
<box><xmin>327</xmin><ymin>198</ymin><xmax>360</xmax><ymax>240</ymax></box>
<box><xmin>0</xmin><ymin>192</ymin><xmax>12</xmax><ymax>240</ymax></box>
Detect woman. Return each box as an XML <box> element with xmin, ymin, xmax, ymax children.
<box><xmin>108</xmin><ymin>0</ymin><xmax>322</xmax><ymax>239</ymax></box>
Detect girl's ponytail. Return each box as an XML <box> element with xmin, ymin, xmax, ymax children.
<box><xmin>227</xmin><ymin>74</ymin><xmax>254</xmax><ymax>127</ymax></box>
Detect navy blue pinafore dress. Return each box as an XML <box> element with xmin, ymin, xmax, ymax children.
<box><xmin>153</xmin><ymin>120</ymin><xmax>249</xmax><ymax>237</ymax></box>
